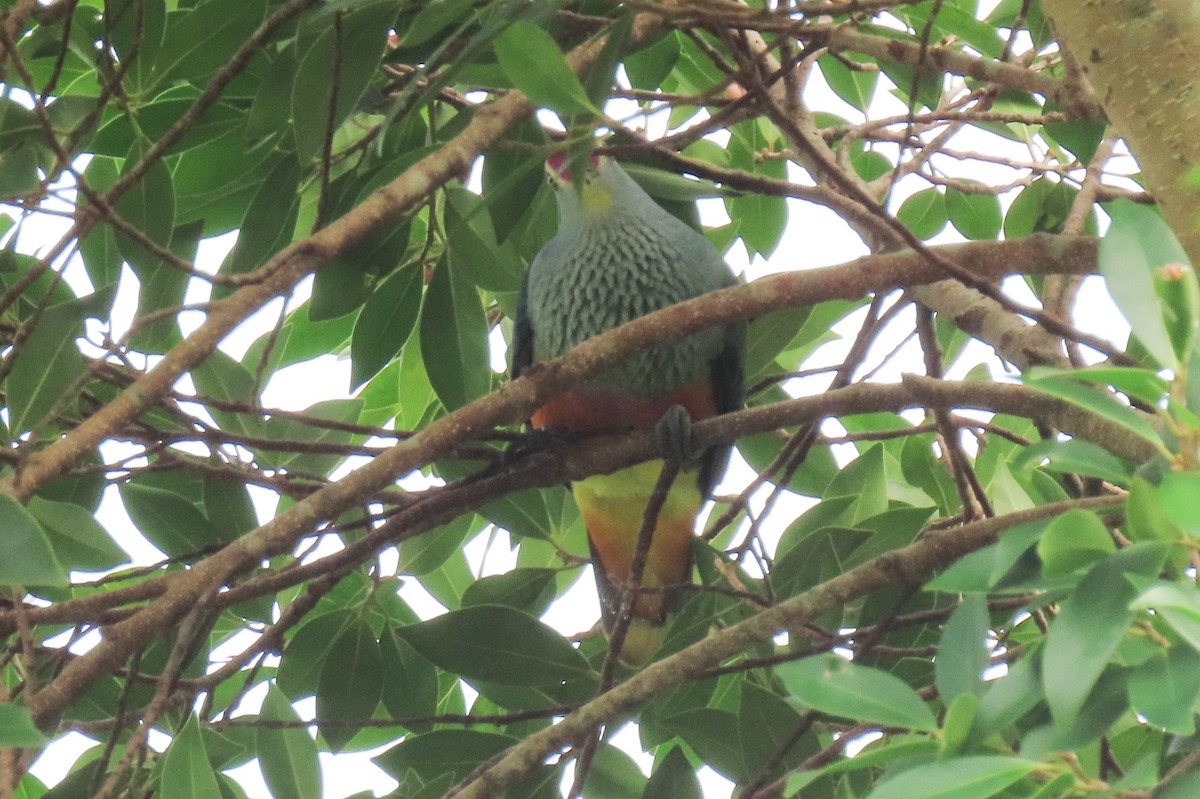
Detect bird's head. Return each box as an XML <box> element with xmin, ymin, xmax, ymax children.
<box><xmin>545</xmin><ymin>152</ymin><xmax>615</xmax><ymax>216</ymax></box>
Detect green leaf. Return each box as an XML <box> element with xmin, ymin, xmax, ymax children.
<box><xmin>936</xmin><ymin>594</ymin><xmax>989</xmax><ymax>703</ymax></box>
<box><xmin>258</xmin><ymin>685</ymin><xmax>322</xmax><ymax>799</ymax></box>
<box><xmin>90</xmin><ymin>93</ymin><xmax>246</xmax><ymax>157</ymax></box>
<box><xmin>926</xmin><ymin>519</ymin><xmax>1046</xmax><ymax>592</ymax></box>
<box><xmin>113</xmin><ymin>143</ymin><xmax>176</xmax><ymax>269</ymax></box>
<box><xmin>396</xmin><ymin>605</ymin><xmax>596</xmax><ymax>688</ymax></box>
<box><xmin>584</xmin><ymin>14</ymin><xmax>632</xmax><ymax>108</ymax></box>
<box><xmin>900</xmin><ymin>434</ymin><xmax>959</xmax><ymax>513</ymax></box>
<box><xmin>260</xmin><ymin>398</ymin><xmax>364</xmax><ymax>477</ymax></box>
<box><xmin>642</xmin><ymin>746</ymin><xmax>700</xmax><ymax>799</ymax></box>
<box><xmin>1003</xmin><ymin>179</ymin><xmax>1075</xmax><ymax>238</ymax></box>
<box><xmin>738</xmin><ymin>682</ymin><xmax>808</xmax><ymax>780</ymax></box>
<box><xmin>493</xmin><ymin>21</ymin><xmax>596</xmax><ymax>117</ymax></box>
<box><xmin>246</xmin><ymin>303</ymin><xmax>356</xmax><ymax>373</ymax></box>
<box><xmin>627</xmin><ymin>164</ymin><xmax>727</xmax><ymax>203</ymax></box>
<box><xmin>895</xmin><ymin>5</ymin><xmax>1004</xmax><ymax>58</ymax></box>
<box><xmin>1043</xmin><ymin>106</ymin><xmax>1107</xmax><ymax>165</ymax></box>
<box><xmin>896</xmin><ymin>189</ymin><xmax>947</xmax><ymax>240</ymax></box>
<box><xmin>396</xmin><ymin>336</ymin><xmax>439</xmax><ymax>429</ymax></box>
<box><xmin>154</xmin><ymin>0</ymin><xmax>268</xmax><ymax>85</ymax></box>
<box><xmin>481</xmin><ymin>123</ymin><xmax>547</xmax><ymax>244</ymax></box>
<box><xmin>161</xmin><ymin>716</ymin><xmax>222</xmax><ymax>799</ymax></box>
<box><xmin>0</xmin><ymin>98</ymin><xmax>40</xmax><ymax>152</ymax></box>
<box><xmin>107</xmin><ymin>0</ymin><xmax>167</xmax><ymax>93</ymax></box>
<box><xmin>1012</xmin><ymin>438</ymin><xmax>1133</xmax><ymax>487</ymax></box>
<box><xmin>315</xmin><ymin>164</ymin><xmax>416</xmax><ymax>301</ymax></box>
<box><xmin>373</xmin><ymin>729</ymin><xmax>517</xmax><ymax>785</ymax></box>
<box><xmin>945</xmin><ymin>186</ymin><xmax>1002</xmax><ymax>240</ymax></box>
<box><xmin>0</xmin><ymin>495</ymin><xmax>68</xmax><ymax>587</ymax></box>
<box><xmin>624</xmin><ymin>32</ymin><xmax>681</xmax><ymax>90</ymax></box>
<box><xmin>476</xmin><ymin>487</ymin><xmax>560</xmax><ymax>542</ymax></box>
<box><xmin>1021</xmin><ymin>666</ymin><xmax>1131</xmax><ymax>756</ymax></box>
<box><xmin>819</xmin><ymin>53</ymin><xmax>877</xmax><ymax>111</ymax></box>
<box><xmin>278</xmin><ymin>610</ymin><xmax>353</xmax><ymax>699</ymax></box>
<box><xmin>743</xmin><ymin>306</ymin><xmax>812</xmax><ymax>382</ymax></box>
<box><xmin>350</xmin><ymin>265</ymin><xmax>422</xmax><ymax>389</ymax></box>
<box><xmin>37</xmin><ymin>446</ymin><xmax>105</xmax><ymax>514</ymax></box>
<box><xmin>974</xmin><ymin>652</ymin><xmax>1043</xmax><ymax>738</ymax></box>
<box><xmin>1155</xmin><ymin>262</ymin><xmax>1200</xmax><ymax>363</ymax></box>
<box><xmin>852</xmin><ymin>148</ymin><xmax>893</xmax><ymax>181</ymax></box>
<box><xmin>1158</xmin><ymin>471</ymin><xmax>1200</xmax><ymax>536</ymax></box>
<box><xmin>190</xmin><ymin>350</ymin><xmax>263</xmax><ymax>439</ymax></box>
<box><xmin>1125</xmin><ymin>478</ymin><xmax>1186</xmax><ymax>556</ymax></box>
<box><xmin>584</xmin><ymin>744</ymin><xmax>644</xmax><ymax>799</ymax></box>
<box><xmin>130</xmin><ymin>220</ymin><xmax>199</xmax><ymax>353</ymax></box>
<box><xmin>400</xmin><ymin>514</ymin><xmax>476</xmax><ymax>576</ymax></box>
<box><xmin>655</xmin><ymin>709</ymin><xmax>742</xmax><ymax>782</ymax></box>
<box><xmin>317</xmin><ymin>614</ymin><xmax>383</xmax><ymax>750</ymax></box>
<box><xmin>461</xmin><ymin>568</ymin><xmax>557</xmax><ymax>614</ymax></box>
<box><xmin>1127</xmin><ymin>646</ymin><xmax>1200</xmax><ymax>734</ymax></box>
<box><xmin>942</xmin><ymin>693</ymin><xmax>980</xmax><ymax>756</ymax></box>
<box><xmin>118</xmin><ymin>482</ymin><xmax>212</xmax><ymax>558</ymax></box>
<box><xmin>1036</xmin><ymin>364</ymin><xmax>1166</xmax><ymax>405</ymax></box>
<box><xmin>28</xmin><ymin>497</ymin><xmax>128</xmax><ymax>572</ymax></box>
<box><xmin>771</xmin><ymin>528</ymin><xmax>870</xmax><ymax>603</ymax></box>
<box><xmin>1042</xmin><ymin>544</ymin><xmax>1168</xmax><ymax>727</ymax></box>
<box><xmin>864</xmin><ymin>756</ymin><xmax>1037</xmax><ymax>799</ymax></box>
<box><xmin>444</xmin><ymin>188</ymin><xmax>526</xmax><ymax>293</ymax></box>
<box><xmin>15</xmin><ymin>774</ymin><xmax>47</xmax><ymax>796</ymax></box>
<box><xmin>0</xmin><ymin>142</ymin><xmax>39</xmax><ymax>197</ymax></box>
<box><xmin>778</xmin><ymin>653</ymin><xmax>937</xmax><ymax>731</ymax></box>
<box><xmin>1100</xmin><ymin>199</ymin><xmax>1189</xmax><ymax>369</ymax></box>
<box><xmin>291</xmin><ymin>1</ymin><xmax>399</xmax><ymax>163</ymax></box>
<box><xmin>786</xmin><ymin>738</ymin><xmax>941</xmax><ymax>793</ymax></box>
<box><xmin>216</xmin><ymin>155</ymin><xmax>301</xmax><ymax>291</ymax></box>
<box><xmin>169</xmin><ymin>128</ymin><xmax>271</xmax><ymax>236</ymax></box>
<box><xmin>777</xmin><ymin>494</ymin><xmax>854</xmax><ymax>556</ymax></box>
<box><xmin>247</xmin><ymin>45</ymin><xmax>298</xmax><ymax>138</ymax></box>
<box><xmin>202</xmin><ymin>476</ymin><xmax>258</xmax><ymax>541</ymax></box>
<box><xmin>418</xmin><ymin>258</ymin><xmax>491</xmax><ymax>411</ymax></box>
<box><xmin>1156</xmin><ymin>769</ymin><xmax>1200</xmax><ymax>799</ymax></box>
<box><xmin>1022</xmin><ymin>373</ymin><xmax>1164</xmax><ymax>451</ymax></box>
<box><xmin>842</xmin><ymin>507</ymin><xmax>935</xmax><ymax>570</ymax></box>
<box><xmin>1129</xmin><ymin>582</ymin><xmax>1200</xmax><ymax>651</ymax></box>
<box><xmin>825</xmin><ymin>444</ymin><xmax>887</xmax><ymax>523</ymax></box>
<box><xmin>398</xmin><ymin>0</ymin><xmax>475</xmax><ymax>48</ymax></box>
<box><xmin>0</xmin><ymin>703</ymin><xmax>45</xmax><ymax>746</ymax></box>
<box><xmin>79</xmin><ymin>164</ymin><xmax>124</xmax><ymax>291</ymax></box>
<box><xmin>1036</xmin><ymin>509</ymin><xmax>1116</xmax><ymax>577</ymax></box>
<box><xmin>379</xmin><ymin>626</ymin><xmax>439</xmax><ymax>730</ymax></box>
<box><xmin>7</xmin><ymin>300</ymin><xmax>87</xmax><ymax>434</ymax></box>
<box><xmin>727</xmin><ymin>152</ymin><xmax>786</xmax><ymax>257</ymax></box>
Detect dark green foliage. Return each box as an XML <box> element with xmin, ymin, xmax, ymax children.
<box><xmin>0</xmin><ymin>2</ymin><xmax>1194</xmax><ymax>798</ymax></box>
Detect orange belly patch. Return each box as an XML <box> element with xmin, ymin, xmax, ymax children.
<box><xmin>531</xmin><ymin>378</ymin><xmax>718</xmax><ymax>434</ymax></box>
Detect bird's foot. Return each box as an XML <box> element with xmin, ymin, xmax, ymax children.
<box><xmin>501</xmin><ymin>427</ymin><xmax>578</xmax><ymax>466</ymax></box>
<box><xmin>656</xmin><ymin>404</ymin><xmax>698</xmax><ymax>467</ymax></box>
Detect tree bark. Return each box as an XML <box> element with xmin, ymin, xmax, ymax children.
<box><xmin>1045</xmin><ymin>0</ymin><xmax>1200</xmax><ymax>262</ymax></box>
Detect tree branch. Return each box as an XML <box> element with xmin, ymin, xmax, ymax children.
<box><xmin>21</xmin><ymin>234</ymin><xmax>1103</xmax><ymax>728</ymax></box>
<box><xmin>1045</xmin><ymin>0</ymin><xmax>1200</xmax><ymax>261</ymax></box>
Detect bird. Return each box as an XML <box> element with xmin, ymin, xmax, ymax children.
<box><xmin>511</xmin><ymin>152</ymin><xmax>744</xmax><ymax>664</ymax></box>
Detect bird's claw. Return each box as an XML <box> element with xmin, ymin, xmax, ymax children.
<box><xmin>502</xmin><ymin>427</ymin><xmax>576</xmax><ymax>466</ymax></box>
<box><xmin>656</xmin><ymin>404</ymin><xmax>698</xmax><ymax>467</ymax></box>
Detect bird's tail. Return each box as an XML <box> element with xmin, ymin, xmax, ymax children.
<box><xmin>572</xmin><ymin>461</ymin><xmax>700</xmax><ymax>665</ymax></box>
